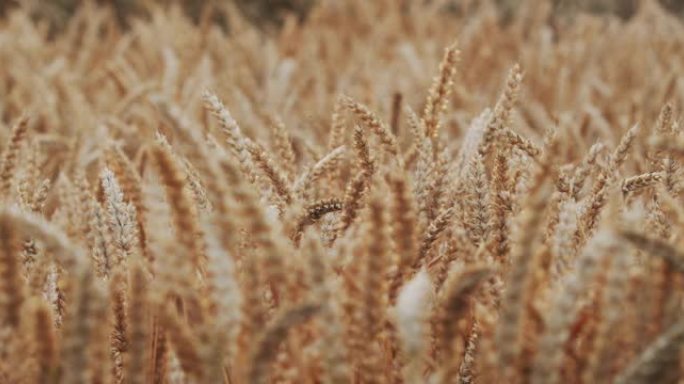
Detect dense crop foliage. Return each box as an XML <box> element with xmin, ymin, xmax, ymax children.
<box><xmin>0</xmin><ymin>1</ymin><xmax>683</xmax><ymax>383</ymax></box>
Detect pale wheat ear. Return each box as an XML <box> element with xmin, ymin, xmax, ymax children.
<box><xmin>395</xmin><ymin>269</ymin><xmax>432</xmax><ymax>383</ymax></box>
<box><xmin>101</xmin><ymin>167</ymin><xmax>140</xmax><ymax>272</ymax></box>
<box><xmin>105</xmin><ymin>145</ymin><xmax>147</xmax><ymax>251</ymax></box>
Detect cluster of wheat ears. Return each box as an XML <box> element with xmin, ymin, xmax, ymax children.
<box><xmin>2</xmin><ymin>0</ymin><xmax>684</xmax><ymax>383</ymax></box>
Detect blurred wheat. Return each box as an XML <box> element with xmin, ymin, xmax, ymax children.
<box><xmin>0</xmin><ymin>0</ymin><xmax>683</xmax><ymax>383</ymax></box>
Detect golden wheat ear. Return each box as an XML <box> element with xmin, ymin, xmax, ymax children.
<box><xmin>244</xmin><ymin>139</ymin><xmax>294</xmax><ymax>208</ymax></box>
<box><xmin>387</xmin><ymin>171</ymin><xmax>418</xmax><ymax>303</ymax></box>
<box><xmin>247</xmin><ymin>303</ymin><xmax>320</xmax><ymax>384</ymax></box>
<box><xmin>157</xmin><ymin>303</ymin><xmax>205</xmax><ymax>381</ymax></box>
<box><xmin>202</xmin><ymin>90</ymin><xmax>258</xmax><ymax>183</ymax></box>
<box><xmin>614</xmin><ymin>319</ymin><xmax>684</xmax><ymax>384</ymax></box>
<box><xmin>292</xmin><ymin>198</ymin><xmax>343</xmax><ymax>246</ymax></box>
<box><xmin>0</xmin><ymin>218</ymin><xmax>25</xmax><ymax>330</ymax></box>
<box><xmin>434</xmin><ymin>266</ymin><xmax>492</xmax><ymax>384</ymax></box>
<box><xmin>0</xmin><ymin>115</ymin><xmax>31</xmax><ymax>198</ymax></box>
<box><xmin>422</xmin><ymin>41</ymin><xmax>459</xmax><ymax>141</ymax></box>
<box><xmin>621</xmin><ymin>230</ymin><xmax>684</xmax><ymax>272</ymax></box>
<box><xmin>59</xmin><ymin>268</ymin><xmax>107</xmax><ymax>384</ymax></box>
<box><xmin>293</xmin><ymin>145</ymin><xmax>346</xmax><ymax>199</ymax></box>
<box><xmin>125</xmin><ymin>262</ymin><xmax>150</xmax><ymax>384</ymax></box>
<box><xmin>29</xmin><ymin>298</ymin><xmax>57</xmax><ymax>384</ymax></box>
<box><xmin>151</xmin><ymin>145</ymin><xmax>205</xmax><ymax>280</ymax></box>
<box><xmin>344</xmin><ymin>96</ymin><xmax>400</xmax><ymax>157</ymax></box>
<box><xmin>479</xmin><ymin>64</ymin><xmax>523</xmax><ymax>160</ymax></box>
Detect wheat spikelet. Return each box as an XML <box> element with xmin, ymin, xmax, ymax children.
<box><xmin>151</xmin><ymin>145</ymin><xmax>205</xmax><ymax>279</ymax></box>
<box><xmin>479</xmin><ymin>64</ymin><xmax>523</xmax><ymax>159</ymax></box>
<box><xmin>610</xmin><ymin>123</ymin><xmax>640</xmax><ymax>173</ymax></box>
<box><xmin>422</xmin><ymin>41</ymin><xmax>459</xmax><ymax>140</ymax></box>
<box><xmin>219</xmin><ymin>155</ymin><xmax>292</xmax><ymax>310</ymax></box>
<box><xmin>490</xmin><ymin>151</ymin><xmax>512</xmax><ymax>262</ymax></box>
<box><xmin>622</xmin><ymin>172</ymin><xmax>665</xmax><ymax>196</ymax></box>
<box><xmin>202</xmin><ymin>90</ymin><xmax>257</xmax><ymax>183</ymax></box>
<box><xmin>416</xmin><ymin>207</ymin><xmax>455</xmax><ymax>270</ymax></box>
<box><xmin>105</xmin><ymin>145</ymin><xmax>146</xmax><ymax>249</ymax></box>
<box><xmin>0</xmin><ymin>115</ymin><xmax>30</xmax><ymax>197</ymax></box>
<box><xmin>268</xmin><ymin>115</ymin><xmax>296</xmax><ymax>180</ymax></box>
<box><xmin>245</xmin><ymin>139</ymin><xmax>294</xmax><ymax>207</ymax></box>
<box><xmin>293</xmin><ymin>145</ymin><xmax>346</xmax><ymax>198</ymax></box>
<box><xmin>463</xmin><ymin>154</ymin><xmax>490</xmax><ymax>247</ymax></box>
<box><xmin>101</xmin><ymin>168</ymin><xmax>139</xmax><ymax>273</ymax></box>
<box><xmin>344</xmin><ymin>96</ymin><xmax>400</xmax><ymax>156</ymax></box>
<box><xmin>333</xmin><ymin>170</ymin><xmax>369</xmax><ymax>242</ymax></box>
<box><xmin>497</xmin><ymin>127</ymin><xmax>542</xmax><ymax>159</ymax></box>
<box><xmin>571</xmin><ymin>142</ymin><xmax>606</xmax><ymax>199</ymax></box>
<box><xmin>352</xmin><ymin>124</ymin><xmax>375</xmax><ymax>178</ymax></box>
<box><xmin>292</xmin><ymin>198</ymin><xmax>343</xmax><ymax>246</ymax></box>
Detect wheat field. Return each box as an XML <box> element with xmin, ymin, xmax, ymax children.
<box><xmin>0</xmin><ymin>1</ymin><xmax>683</xmax><ymax>383</ymax></box>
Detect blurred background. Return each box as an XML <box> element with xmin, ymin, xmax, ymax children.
<box><xmin>0</xmin><ymin>0</ymin><xmax>683</xmax><ymax>34</ymax></box>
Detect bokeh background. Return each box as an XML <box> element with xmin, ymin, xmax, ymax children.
<box><xmin>1</xmin><ymin>0</ymin><xmax>683</xmax><ymax>33</ymax></box>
